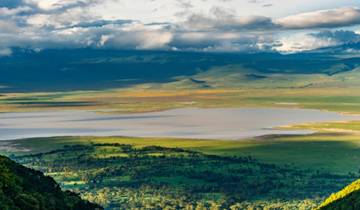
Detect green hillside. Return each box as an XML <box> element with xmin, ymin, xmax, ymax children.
<box><xmin>2</xmin><ymin>61</ymin><xmax>360</xmax><ymax>114</ymax></box>
<box><xmin>1</xmin><ymin>49</ymin><xmax>359</xmax><ymax>93</ymax></box>
<box><xmin>318</xmin><ymin>179</ymin><xmax>360</xmax><ymax>210</ymax></box>
<box><xmin>8</xmin><ymin>142</ymin><xmax>357</xmax><ymax>209</ymax></box>
<box><xmin>0</xmin><ymin>155</ymin><xmax>102</xmax><ymax>210</ymax></box>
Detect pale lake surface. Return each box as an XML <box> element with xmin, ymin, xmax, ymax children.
<box><xmin>0</xmin><ymin>108</ymin><xmax>359</xmax><ymax>141</ymax></box>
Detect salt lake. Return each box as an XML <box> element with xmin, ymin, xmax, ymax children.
<box><xmin>0</xmin><ymin>108</ymin><xmax>359</xmax><ymax>140</ymax></box>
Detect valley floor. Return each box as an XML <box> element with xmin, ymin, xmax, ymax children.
<box><xmin>1</xmin><ymin>122</ymin><xmax>360</xmax><ymax>209</ymax></box>
<box><xmin>1</xmin><ymin>87</ymin><xmax>360</xmax><ymax>115</ymax></box>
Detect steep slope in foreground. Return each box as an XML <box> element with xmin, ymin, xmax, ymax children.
<box><xmin>318</xmin><ymin>179</ymin><xmax>360</xmax><ymax>210</ymax></box>
<box><xmin>0</xmin><ymin>155</ymin><xmax>102</xmax><ymax>210</ymax></box>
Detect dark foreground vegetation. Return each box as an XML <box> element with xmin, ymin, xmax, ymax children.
<box><xmin>11</xmin><ymin>143</ymin><xmax>358</xmax><ymax>209</ymax></box>
<box><xmin>0</xmin><ymin>155</ymin><xmax>102</xmax><ymax>210</ymax></box>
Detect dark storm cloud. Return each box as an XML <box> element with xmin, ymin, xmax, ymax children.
<box><xmin>311</xmin><ymin>30</ymin><xmax>360</xmax><ymax>44</ymax></box>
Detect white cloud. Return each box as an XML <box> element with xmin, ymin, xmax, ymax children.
<box><xmin>25</xmin><ymin>0</ymin><xmax>60</xmax><ymax>10</ymax></box>
<box><xmin>179</xmin><ymin>7</ymin><xmax>360</xmax><ymax>32</ymax></box>
<box><xmin>100</xmin><ymin>23</ymin><xmax>173</xmax><ymax>50</ymax></box>
<box><xmin>0</xmin><ymin>1</ymin><xmax>360</xmax><ymax>53</ymax></box>
<box><xmin>0</xmin><ymin>20</ymin><xmax>20</xmax><ymax>33</ymax></box>
<box><xmin>23</xmin><ymin>0</ymin><xmax>102</xmax><ymax>11</ymax></box>
<box><xmin>93</xmin><ymin>0</ymin><xmax>360</xmax><ymax>23</ymax></box>
<box><xmin>273</xmin><ymin>30</ymin><xmax>360</xmax><ymax>53</ymax></box>
<box><xmin>26</xmin><ymin>7</ymin><xmax>97</xmax><ymax>29</ymax></box>
<box><xmin>277</xmin><ymin>7</ymin><xmax>360</xmax><ymax>29</ymax></box>
<box><xmin>0</xmin><ymin>6</ymin><xmax>32</xmax><ymax>16</ymax></box>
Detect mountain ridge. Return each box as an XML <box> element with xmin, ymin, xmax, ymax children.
<box><xmin>1</xmin><ymin>48</ymin><xmax>359</xmax><ymax>92</ymax></box>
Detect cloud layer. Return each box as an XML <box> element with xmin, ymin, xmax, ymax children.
<box><xmin>0</xmin><ymin>1</ymin><xmax>360</xmax><ymax>54</ymax></box>
<box><xmin>277</xmin><ymin>7</ymin><xmax>360</xmax><ymax>29</ymax></box>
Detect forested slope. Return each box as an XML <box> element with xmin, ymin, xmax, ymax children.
<box><xmin>318</xmin><ymin>179</ymin><xmax>360</xmax><ymax>210</ymax></box>
<box><xmin>0</xmin><ymin>155</ymin><xmax>102</xmax><ymax>210</ymax></box>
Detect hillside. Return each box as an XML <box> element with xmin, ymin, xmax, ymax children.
<box><xmin>0</xmin><ymin>49</ymin><xmax>359</xmax><ymax>92</ymax></box>
<box><xmin>318</xmin><ymin>179</ymin><xmax>360</xmax><ymax>210</ymax></box>
<box><xmin>0</xmin><ymin>48</ymin><xmax>360</xmax><ymax>115</ymax></box>
<box><xmin>0</xmin><ymin>155</ymin><xmax>102</xmax><ymax>210</ymax></box>
<box><xmin>9</xmin><ymin>142</ymin><xmax>357</xmax><ymax>209</ymax></box>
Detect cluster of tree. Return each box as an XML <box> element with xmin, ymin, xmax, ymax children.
<box><xmin>13</xmin><ymin>144</ymin><xmax>358</xmax><ymax>210</ymax></box>
<box><xmin>0</xmin><ymin>155</ymin><xmax>102</xmax><ymax>210</ymax></box>
<box><xmin>81</xmin><ymin>186</ymin><xmax>320</xmax><ymax>210</ymax></box>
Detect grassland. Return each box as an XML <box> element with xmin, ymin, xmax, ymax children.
<box><xmin>1</xmin><ymin>87</ymin><xmax>360</xmax><ymax>114</ymax></box>
<box><xmin>3</xmin><ymin>131</ymin><xmax>360</xmax><ymax>174</ymax></box>
<box><xmin>285</xmin><ymin>121</ymin><xmax>360</xmax><ymax>133</ymax></box>
<box><xmin>1</xmin><ymin>64</ymin><xmax>360</xmax><ymax>114</ymax></box>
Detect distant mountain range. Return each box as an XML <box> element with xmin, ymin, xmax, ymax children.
<box><xmin>312</xmin><ymin>42</ymin><xmax>360</xmax><ymax>55</ymax></box>
<box><xmin>0</xmin><ymin>48</ymin><xmax>359</xmax><ymax>92</ymax></box>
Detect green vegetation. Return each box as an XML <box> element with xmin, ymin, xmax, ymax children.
<box><xmin>1</xmin><ymin>64</ymin><xmax>360</xmax><ymax>114</ymax></box>
<box><xmin>283</xmin><ymin>121</ymin><xmax>360</xmax><ymax>209</ymax></box>
<box><xmin>3</xmin><ymin>131</ymin><xmax>360</xmax><ymax>209</ymax></box>
<box><xmin>317</xmin><ymin>179</ymin><xmax>360</xmax><ymax>210</ymax></box>
<box><xmin>10</xmin><ymin>143</ymin><xmax>357</xmax><ymax>209</ymax></box>
<box><xmin>3</xmin><ymin>122</ymin><xmax>360</xmax><ymax>209</ymax></box>
<box><xmin>285</xmin><ymin>120</ymin><xmax>360</xmax><ymax>133</ymax></box>
<box><xmin>4</xmin><ymin>134</ymin><xmax>360</xmax><ymax>174</ymax></box>
<box><xmin>0</xmin><ymin>155</ymin><xmax>102</xmax><ymax>210</ymax></box>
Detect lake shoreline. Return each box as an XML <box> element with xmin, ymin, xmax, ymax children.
<box><xmin>1</xmin><ymin>107</ymin><xmax>359</xmax><ymax>141</ymax></box>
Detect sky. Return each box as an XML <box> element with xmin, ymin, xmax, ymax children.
<box><xmin>1</xmin><ymin>0</ymin><xmax>360</xmax><ymax>55</ymax></box>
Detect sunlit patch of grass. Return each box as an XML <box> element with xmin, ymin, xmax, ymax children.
<box><xmin>4</xmin><ymin>133</ymin><xmax>360</xmax><ymax>174</ymax></box>
<box><xmin>1</xmin><ymin>85</ymin><xmax>360</xmax><ymax>114</ymax></box>
<box><xmin>285</xmin><ymin>121</ymin><xmax>360</xmax><ymax>133</ymax></box>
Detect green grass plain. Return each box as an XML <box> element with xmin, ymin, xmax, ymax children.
<box><xmin>3</xmin><ymin>131</ymin><xmax>360</xmax><ymax>174</ymax></box>
<box><xmin>1</xmin><ymin>65</ymin><xmax>360</xmax><ymax>114</ymax></box>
